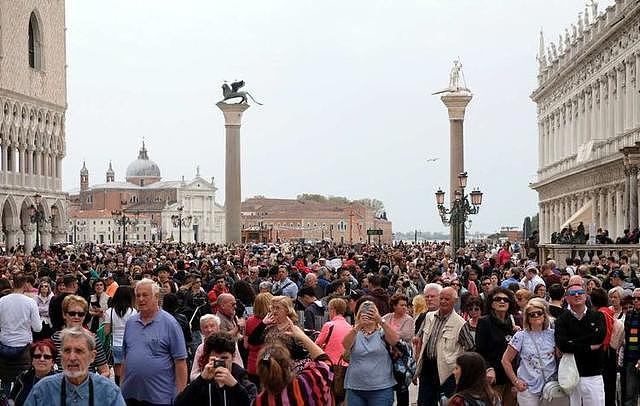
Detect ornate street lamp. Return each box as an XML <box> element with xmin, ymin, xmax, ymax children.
<box><xmin>112</xmin><ymin>208</ymin><xmax>139</xmax><ymax>246</ymax></box>
<box><xmin>171</xmin><ymin>206</ymin><xmax>192</xmax><ymax>245</ymax></box>
<box><xmin>436</xmin><ymin>172</ymin><xmax>483</xmax><ymax>253</ymax></box>
<box><xmin>30</xmin><ymin>193</ymin><xmax>56</xmax><ymax>251</ymax></box>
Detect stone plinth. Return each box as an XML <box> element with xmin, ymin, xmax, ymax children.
<box><xmin>217</xmin><ymin>102</ymin><xmax>250</xmax><ymax>244</ymax></box>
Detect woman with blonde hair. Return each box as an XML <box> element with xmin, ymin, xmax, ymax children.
<box><xmin>342</xmin><ymin>300</ymin><xmax>399</xmax><ymax>405</ymax></box>
<box><xmin>247</xmin><ymin>296</ymin><xmax>309</xmax><ymax>373</ymax></box>
<box><xmin>245</xmin><ymin>292</ymin><xmax>273</xmax><ymax>384</ymax></box>
<box><xmin>51</xmin><ymin>295</ymin><xmax>110</xmax><ymax>377</ymax></box>
<box><xmin>501</xmin><ymin>298</ymin><xmax>558</xmax><ymax>406</ymax></box>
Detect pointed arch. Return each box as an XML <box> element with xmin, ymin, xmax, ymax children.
<box><xmin>28</xmin><ymin>11</ymin><xmax>43</xmax><ymax>70</ymax></box>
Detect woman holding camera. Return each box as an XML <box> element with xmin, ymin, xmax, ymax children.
<box><xmin>343</xmin><ymin>300</ymin><xmax>399</xmax><ymax>406</ymax></box>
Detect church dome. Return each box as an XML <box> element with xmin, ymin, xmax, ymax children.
<box><xmin>126</xmin><ymin>141</ymin><xmax>161</xmax><ymax>179</ymax></box>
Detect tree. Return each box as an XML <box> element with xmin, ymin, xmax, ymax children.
<box><xmin>296</xmin><ymin>194</ymin><xmax>327</xmax><ymax>203</ymax></box>
<box><xmin>354</xmin><ymin>198</ymin><xmax>385</xmax><ymax>215</ymax></box>
<box><xmin>327</xmin><ymin>196</ymin><xmax>350</xmax><ymax>204</ymax></box>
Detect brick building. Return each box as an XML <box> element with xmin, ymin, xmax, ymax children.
<box><xmin>240</xmin><ymin>197</ymin><xmax>392</xmax><ymax>244</ymax></box>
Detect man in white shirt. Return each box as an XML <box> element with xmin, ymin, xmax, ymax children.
<box><xmin>0</xmin><ymin>273</ymin><xmax>42</xmax><ymax>395</ymax></box>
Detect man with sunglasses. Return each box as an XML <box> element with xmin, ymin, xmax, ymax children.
<box><xmin>555</xmin><ymin>276</ymin><xmax>606</xmax><ymax>405</ymax></box>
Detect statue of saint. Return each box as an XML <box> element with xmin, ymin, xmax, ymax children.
<box><xmin>449</xmin><ymin>60</ymin><xmax>462</xmax><ymax>90</ymax></box>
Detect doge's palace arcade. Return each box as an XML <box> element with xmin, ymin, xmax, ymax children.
<box><xmin>0</xmin><ymin>2</ymin><xmax>68</xmax><ymax>253</ymax></box>
<box><xmin>531</xmin><ymin>0</ymin><xmax>640</xmax><ymax>244</ymax></box>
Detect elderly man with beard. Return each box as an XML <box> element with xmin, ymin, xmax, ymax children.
<box><xmin>25</xmin><ymin>328</ymin><xmax>125</xmax><ymax>406</ymax></box>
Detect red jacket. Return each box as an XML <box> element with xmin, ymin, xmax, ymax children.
<box><xmin>207</xmin><ymin>285</ymin><xmax>229</xmax><ymax>313</ymax></box>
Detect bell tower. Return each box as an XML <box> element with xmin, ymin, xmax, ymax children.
<box><xmin>80</xmin><ymin>161</ymin><xmax>89</xmax><ymax>191</ymax></box>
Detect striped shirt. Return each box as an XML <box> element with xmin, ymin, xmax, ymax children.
<box><xmin>255</xmin><ymin>356</ymin><xmax>334</xmax><ymax>406</ymax></box>
<box><xmin>52</xmin><ymin>328</ymin><xmax>109</xmax><ymax>373</ymax></box>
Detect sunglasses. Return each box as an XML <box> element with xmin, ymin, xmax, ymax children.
<box><xmin>66</xmin><ymin>311</ymin><xmax>86</xmax><ymax>318</ymax></box>
<box><xmin>492</xmin><ymin>297</ymin><xmax>509</xmax><ymax>303</ymax></box>
<box><xmin>481</xmin><ymin>282</ymin><xmax>491</xmax><ymax>286</ymax></box>
<box><xmin>32</xmin><ymin>353</ymin><xmax>53</xmax><ymax>360</ymax></box>
<box><xmin>567</xmin><ymin>290</ymin><xmax>586</xmax><ymax>296</ymax></box>
<box><xmin>527</xmin><ymin>311</ymin><xmax>544</xmax><ymax>318</ymax></box>
<box><xmin>632</xmin><ymin>297</ymin><xmax>640</xmax><ymax>301</ymax></box>
<box><xmin>468</xmin><ymin>306</ymin><xmax>481</xmax><ymax>311</ymax></box>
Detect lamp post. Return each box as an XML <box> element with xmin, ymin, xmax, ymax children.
<box><xmin>436</xmin><ymin>171</ymin><xmax>483</xmax><ymax>254</ymax></box>
<box><xmin>171</xmin><ymin>206</ymin><xmax>192</xmax><ymax>245</ymax></box>
<box><xmin>30</xmin><ymin>194</ymin><xmax>56</xmax><ymax>251</ymax></box>
<box><xmin>112</xmin><ymin>209</ymin><xmax>139</xmax><ymax>246</ymax></box>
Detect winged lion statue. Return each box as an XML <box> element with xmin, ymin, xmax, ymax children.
<box><xmin>220</xmin><ymin>80</ymin><xmax>263</xmax><ymax>105</ymax></box>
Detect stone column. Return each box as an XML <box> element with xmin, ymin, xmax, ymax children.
<box><xmin>591</xmin><ymin>84</ymin><xmax>598</xmax><ymax>140</ymax></box>
<box><xmin>626</xmin><ymin>58</ymin><xmax>634</xmax><ymax>132</ymax></box>
<box><xmin>217</xmin><ymin>102</ymin><xmax>250</xmax><ymax>244</ymax></box>
<box><xmin>599</xmin><ymin>79</ymin><xmax>607</xmax><ymax>139</ymax></box>
<box><xmin>617</xmin><ymin>65</ymin><xmax>625</xmax><ymax>136</ymax></box>
<box><xmin>617</xmin><ymin>184</ymin><xmax>625</xmax><ymax>238</ymax></box>
<box><xmin>636</xmin><ymin>52</ymin><xmax>640</xmax><ymax>128</ymax></box>
<box><xmin>631</xmin><ymin>166</ymin><xmax>639</xmax><ymax>229</ymax></box>
<box><xmin>598</xmin><ymin>188</ymin><xmax>606</xmax><ymax>229</ymax></box>
<box><xmin>538</xmin><ymin>121</ymin><xmax>544</xmax><ymax>169</ymax></box>
<box><xmin>22</xmin><ymin>224</ymin><xmax>35</xmax><ymax>255</ymax></box>
<box><xmin>41</xmin><ymin>224</ymin><xmax>52</xmax><ymax>250</ymax></box>
<box><xmin>544</xmin><ymin>203</ymin><xmax>551</xmax><ymax>243</ymax></box>
<box><xmin>607</xmin><ymin>187</ymin><xmax>615</xmax><ymax>234</ymax></box>
<box><xmin>625</xmin><ymin>167</ymin><xmax>632</xmax><ymax>230</ymax></box>
<box><xmin>440</xmin><ymin>90</ymin><xmax>473</xmax><ymax>251</ymax></box>
<box><xmin>609</xmin><ymin>71</ymin><xmax>616</xmax><ymax>138</ymax></box>
<box><xmin>584</xmin><ymin>88</ymin><xmax>592</xmax><ymax>144</ymax></box>
<box><xmin>4</xmin><ymin>225</ymin><xmax>19</xmax><ymax>252</ymax></box>
<box><xmin>539</xmin><ymin>202</ymin><xmax>545</xmax><ymax>244</ymax></box>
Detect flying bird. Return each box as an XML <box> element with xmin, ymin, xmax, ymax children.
<box><xmin>426</xmin><ymin>158</ymin><xmax>440</xmax><ymax>162</ymax></box>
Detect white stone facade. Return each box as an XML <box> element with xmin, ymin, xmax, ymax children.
<box><xmin>68</xmin><ymin>212</ymin><xmax>154</xmax><ymax>245</ymax></box>
<box><xmin>532</xmin><ymin>0</ymin><xmax>640</xmax><ymax>243</ymax></box>
<box><xmin>0</xmin><ymin>1</ymin><xmax>68</xmax><ymax>253</ymax></box>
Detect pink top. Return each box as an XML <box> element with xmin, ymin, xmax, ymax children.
<box><xmin>315</xmin><ymin>315</ymin><xmax>352</xmax><ymax>365</ymax></box>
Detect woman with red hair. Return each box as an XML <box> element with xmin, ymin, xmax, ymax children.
<box><xmin>9</xmin><ymin>339</ymin><xmax>56</xmax><ymax>406</ymax></box>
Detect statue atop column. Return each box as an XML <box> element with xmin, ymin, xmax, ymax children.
<box><xmin>219</xmin><ymin>80</ymin><xmax>263</xmax><ymax>105</ymax></box>
<box><xmin>433</xmin><ymin>60</ymin><xmax>469</xmax><ymax>95</ymax></box>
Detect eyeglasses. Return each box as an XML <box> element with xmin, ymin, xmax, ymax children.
<box><xmin>66</xmin><ymin>311</ymin><xmax>86</xmax><ymax>318</ymax></box>
<box><xmin>32</xmin><ymin>353</ymin><xmax>53</xmax><ymax>360</ymax></box>
<box><xmin>567</xmin><ymin>290</ymin><xmax>586</xmax><ymax>296</ymax></box>
<box><xmin>481</xmin><ymin>282</ymin><xmax>491</xmax><ymax>286</ymax></box>
<box><xmin>632</xmin><ymin>297</ymin><xmax>640</xmax><ymax>301</ymax></box>
<box><xmin>527</xmin><ymin>311</ymin><xmax>544</xmax><ymax>318</ymax></box>
<box><xmin>492</xmin><ymin>297</ymin><xmax>509</xmax><ymax>303</ymax></box>
<box><xmin>468</xmin><ymin>306</ymin><xmax>481</xmax><ymax>311</ymax></box>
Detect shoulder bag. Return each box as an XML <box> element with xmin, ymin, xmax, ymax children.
<box><xmin>527</xmin><ymin>331</ymin><xmax>566</xmax><ymax>401</ymax></box>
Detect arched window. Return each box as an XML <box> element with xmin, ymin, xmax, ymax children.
<box><xmin>28</xmin><ymin>12</ymin><xmax>42</xmax><ymax>69</ymax></box>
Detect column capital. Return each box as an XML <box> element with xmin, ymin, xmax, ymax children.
<box><xmin>216</xmin><ymin>102</ymin><xmax>250</xmax><ymax>126</ymax></box>
<box><xmin>440</xmin><ymin>92</ymin><xmax>473</xmax><ymax>120</ymax></box>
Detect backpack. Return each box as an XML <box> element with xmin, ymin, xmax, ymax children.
<box><xmin>272</xmin><ymin>280</ymin><xmax>293</xmax><ymax>296</ymax></box>
<box><xmin>388</xmin><ymin>339</ymin><xmax>416</xmax><ymax>391</ymax></box>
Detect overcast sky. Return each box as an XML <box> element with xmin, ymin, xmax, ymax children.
<box><xmin>64</xmin><ymin>0</ymin><xmax>611</xmax><ymax>234</ymax></box>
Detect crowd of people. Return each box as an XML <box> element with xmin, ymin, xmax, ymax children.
<box><xmin>0</xmin><ymin>239</ymin><xmax>639</xmax><ymax>405</ymax></box>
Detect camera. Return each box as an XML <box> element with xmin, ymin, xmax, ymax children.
<box><xmin>213</xmin><ymin>359</ymin><xmax>225</xmax><ymax>369</ymax></box>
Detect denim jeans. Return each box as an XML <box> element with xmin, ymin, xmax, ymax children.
<box><xmin>625</xmin><ymin>362</ymin><xmax>640</xmax><ymax>406</ymax></box>
<box><xmin>346</xmin><ymin>387</ymin><xmax>394</xmax><ymax>406</ymax></box>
